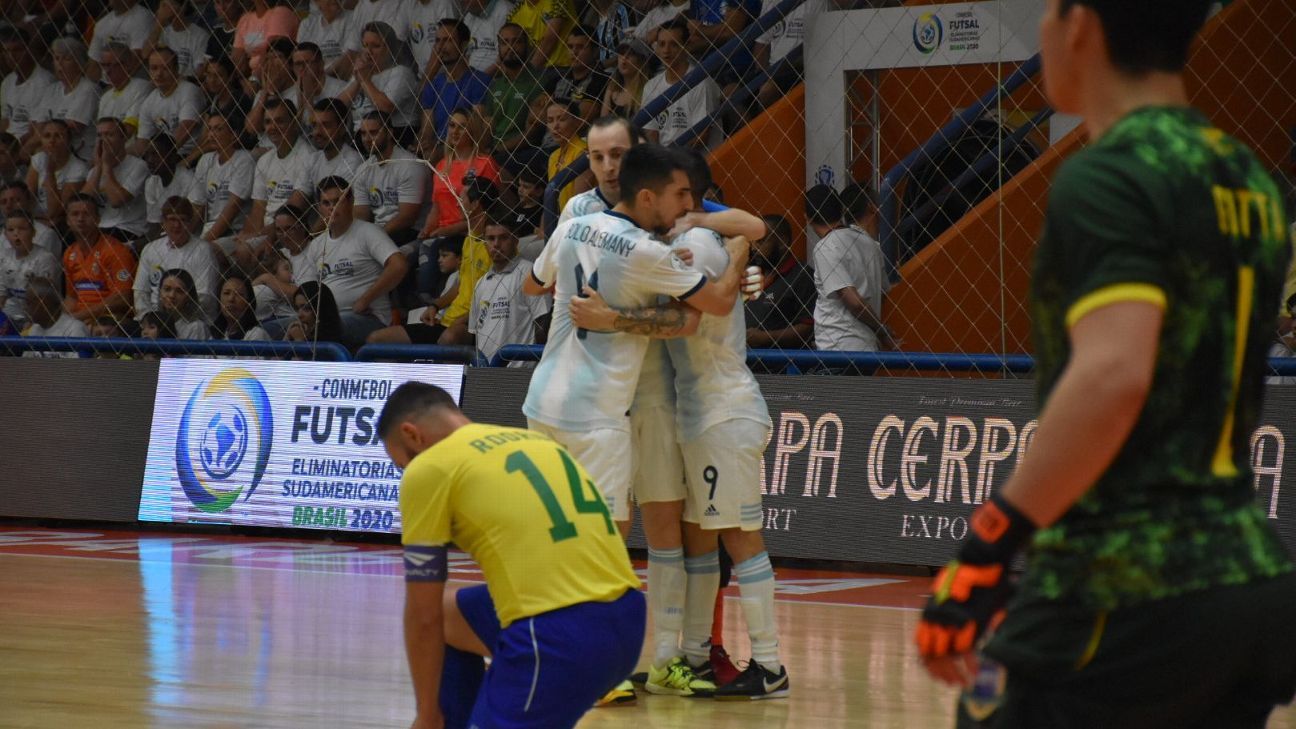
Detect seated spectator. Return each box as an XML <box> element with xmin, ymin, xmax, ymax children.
<box><xmin>752</xmin><ymin>0</ymin><xmax>832</xmax><ymax>111</ymax></box>
<box><xmin>585</xmin><ymin>0</ymin><xmax>636</xmax><ymax>70</ymax></box>
<box><xmin>642</xmin><ymin>19</ymin><xmax>721</xmax><ymax>148</ymax></box>
<box><xmin>418</xmin><ymin>19</ymin><xmax>492</xmax><ymax>158</ymax></box>
<box><xmin>296</xmin><ymin>0</ymin><xmax>353</xmax><ymax>80</ymax></box>
<box><xmin>744</xmin><ymin>213</ymin><xmax>814</xmax><ymax>350</ymax></box>
<box><xmin>468</xmin><ymin>206</ymin><xmax>550</xmax><ymax>364</ymax></box>
<box><xmin>145</xmin><ymin>0</ymin><xmax>211</xmax><ymax>81</ymax></box>
<box><xmin>203</xmin><ymin>0</ymin><xmax>242</xmax><ymax>66</ymax></box>
<box><xmin>26</xmin><ymin>120</ymin><xmax>89</xmax><ymax>225</ymax></box>
<box><xmin>512</xmin><ymin>162</ymin><xmax>546</xmax><ymax>255</ymax></box>
<box><xmin>461</xmin><ymin>0</ymin><xmax>517</xmax><ymax>73</ymax></box>
<box><xmin>0</xmin><ymin>210</ymin><xmax>63</xmax><ymax>329</ymax></box>
<box><xmin>97</xmin><ymin>43</ymin><xmax>154</xmax><ymax>137</ymax></box>
<box><xmin>252</xmin><ymin>203</ymin><xmax>316</xmax><ymax>336</ymax></box>
<box><xmin>245</xmin><ymin>37</ymin><xmax>297</xmax><ymax>153</ymax></box>
<box><xmin>431</xmin><ymin>177</ymin><xmax>497</xmax><ymax>345</ymax></box>
<box><xmin>347</xmin><ymin>0</ymin><xmax>409</xmax><ymax>51</ymax></box>
<box><xmin>62</xmin><ymin>193</ymin><xmax>138</xmax><ymax>326</ymax></box>
<box><xmin>135</xmin><ymin>196</ymin><xmax>220</xmax><ymax>318</ymax></box>
<box><xmin>419</xmin><ymin>107</ymin><xmax>500</xmax><ymax>242</ymax></box>
<box><xmin>685</xmin><ymin>0</ymin><xmax>757</xmax><ymax>66</ymax></box>
<box><xmin>23</xmin><ymin>276</ymin><xmax>89</xmax><ymax>355</ymax></box>
<box><xmin>543</xmin><ymin>26</ymin><xmax>610</xmax><ymax>121</ymax></box>
<box><xmin>307</xmin><ymin>99</ymin><xmax>365</xmax><ymax>195</ymax></box>
<box><xmin>546</xmin><ymin>99</ymin><xmax>592</xmax><ymax>211</ymax></box>
<box><xmin>47</xmin><ymin>37</ymin><xmax>102</xmax><ymax>159</ymax></box>
<box><xmin>339</xmin><ymin>22</ymin><xmax>419</xmax><ymax>145</ymax></box>
<box><xmin>284</xmin><ymin>280</ymin><xmax>344</xmax><ymax>345</ymax></box>
<box><xmin>355</xmin><ymin>113</ymin><xmax>429</xmax><ymax>246</ymax></box>
<box><xmin>374</xmin><ymin>233</ymin><xmax>466</xmax><ymax>344</ymax></box>
<box><xmin>0</xmin><ymin>133</ymin><xmax>23</xmax><ymax>186</ymax></box>
<box><xmin>804</xmin><ymin>184</ymin><xmax>891</xmax><ymax>354</ymax></box>
<box><xmin>484</xmin><ymin>23</ymin><xmax>546</xmax><ymax>169</ymax></box>
<box><xmin>1</xmin><ymin>183</ymin><xmax>63</xmax><ymax>256</ymax></box>
<box><xmin>89</xmin><ymin>0</ymin><xmax>155</xmax><ymax>77</ymax></box>
<box><xmin>309</xmin><ymin>175</ymin><xmax>409</xmax><ymax>348</ymax></box>
<box><xmin>601</xmin><ymin>37</ymin><xmax>651</xmax><ymax>118</ymax></box>
<box><xmin>89</xmin><ymin>316</ymin><xmax>133</xmax><ymax>358</ymax></box>
<box><xmin>235</xmin><ymin>98</ymin><xmax>317</xmax><ymax>267</ymax></box>
<box><xmin>405</xmin><ymin>0</ymin><xmax>465</xmax><ymax>82</ymax></box>
<box><xmin>287</xmin><ymin>43</ymin><xmax>349</xmax><ymax>131</ymax></box>
<box><xmin>189</xmin><ymin>110</ymin><xmax>255</xmax><ymax>254</ymax></box>
<box><xmin>197</xmin><ymin>54</ymin><xmax>255</xmax><ymax>158</ymax></box>
<box><xmin>211</xmin><ymin>272</ymin><xmax>272</xmax><ymax>340</ymax></box>
<box><xmin>0</xmin><ymin>26</ymin><xmax>58</xmax><ymax>158</ymax></box>
<box><xmin>156</xmin><ymin>267</ymin><xmax>211</xmax><ymax>339</ymax></box>
<box><xmin>143</xmin><ymin>135</ymin><xmax>196</xmax><ymax>240</ymax></box>
<box><xmin>82</xmin><ymin>118</ymin><xmax>152</xmax><ymax>245</ymax></box>
<box><xmin>139</xmin><ymin>308</ymin><xmax>178</xmax><ymax>352</ymax></box>
<box><xmin>233</xmin><ymin>0</ymin><xmax>299</xmax><ymax>79</ymax></box>
<box><xmin>132</xmin><ymin>48</ymin><xmax>204</xmax><ymax>157</ymax></box>
<box><xmin>511</xmin><ymin>0</ymin><xmax>578</xmax><ymax>68</ymax></box>
<box><xmin>633</xmin><ymin>0</ymin><xmax>687</xmax><ymax>44</ymax></box>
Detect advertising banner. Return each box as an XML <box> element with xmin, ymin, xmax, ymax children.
<box><xmin>138</xmin><ymin>359</ymin><xmax>465</xmax><ymax>534</ymax></box>
<box><xmin>464</xmin><ymin>369</ymin><xmax>1296</xmax><ymax>566</ymax></box>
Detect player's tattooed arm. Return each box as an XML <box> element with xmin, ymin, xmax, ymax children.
<box><xmin>569</xmin><ymin>287</ymin><xmax>700</xmax><ymax>338</ymax></box>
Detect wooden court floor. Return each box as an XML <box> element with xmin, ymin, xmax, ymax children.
<box><xmin>1</xmin><ymin>527</ymin><xmax>1292</xmax><ymax>729</ymax></box>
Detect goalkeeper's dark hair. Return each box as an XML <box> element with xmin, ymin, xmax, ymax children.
<box><xmin>673</xmin><ymin>147</ymin><xmax>711</xmax><ymax>207</ymax></box>
<box><xmin>620</xmin><ymin>144</ymin><xmax>686</xmax><ymax>201</ymax></box>
<box><xmin>1058</xmin><ymin>0</ymin><xmax>1212</xmax><ymax>74</ymax></box>
<box><xmin>378</xmin><ymin>382</ymin><xmax>461</xmax><ymax>438</ymax></box>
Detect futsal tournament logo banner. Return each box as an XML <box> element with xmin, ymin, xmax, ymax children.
<box><xmin>139</xmin><ymin>359</ymin><xmax>465</xmax><ymax>533</ymax></box>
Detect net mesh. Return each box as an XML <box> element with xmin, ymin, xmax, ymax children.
<box><xmin>0</xmin><ymin>0</ymin><xmax>1289</xmax><ymax>375</ymax></box>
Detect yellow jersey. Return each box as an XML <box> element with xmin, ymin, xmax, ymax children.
<box><xmin>509</xmin><ymin>0</ymin><xmax>576</xmax><ymax>68</ymax></box>
<box><xmin>441</xmin><ymin>233</ymin><xmax>491</xmax><ymax>326</ymax></box>
<box><xmin>399</xmin><ymin>423</ymin><xmax>640</xmax><ymax>626</ymax></box>
<box><xmin>548</xmin><ymin>138</ymin><xmax>588</xmax><ymax>213</ymax></box>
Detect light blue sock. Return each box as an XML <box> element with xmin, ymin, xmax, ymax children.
<box><xmin>734</xmin><ymin>551</ymin><xmax>781</xmax><ymax>671</ymax></box>
<box><xmin>682</xmin><ymin>550</ymin><xmax>720</xmax><ymax>666</ymax></box>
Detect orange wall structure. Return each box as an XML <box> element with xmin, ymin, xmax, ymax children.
<box><xmin>885</xmin><ymin>0</ymin><xmax>1296</xmax><ymax>355</ymax></box>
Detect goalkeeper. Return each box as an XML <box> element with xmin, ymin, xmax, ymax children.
<box><xmin>915</xmin><ymin>1</ymin><xmax>1296</xmax><ymax>727</ymax></box>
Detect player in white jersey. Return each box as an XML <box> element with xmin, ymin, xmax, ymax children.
<box><xmin>570</xmin><ymin>150</ymin><xmax>788</xmax><ymax>700</ymax></box>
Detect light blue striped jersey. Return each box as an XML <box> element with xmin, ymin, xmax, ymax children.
<box><xmin>557</xmin><ymin>187</ymin><xmax>614</xmax><ymax>227</ymax></box>
<box><xmin>523</xmin><ymin>211</ymin><xmax>707</xmax><ymax>432</ymax></box>
<box><xmin>664</xmin><ymin>228</ymin><xmax>771</xmax><ymax>439</ymax></box>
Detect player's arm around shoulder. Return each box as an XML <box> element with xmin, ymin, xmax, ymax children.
<box><xmin>568</xmin><ymin>285</ymin><xmax>701</xmax><ymax>338</ymax></box>
<box><xmin>679</xmin><ymin>234</ymin><xmax>750</xmax><ymax>316</ymax></box>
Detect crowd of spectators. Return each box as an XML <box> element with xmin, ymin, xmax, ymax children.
<box><xmin>0</xmin><ymin>0</ymin><xmax>886</xmax><ymax>362</ymax></box>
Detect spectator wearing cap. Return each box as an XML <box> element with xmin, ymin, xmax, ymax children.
<box><xmin>602</xmin><ymin>37</ymin><xmax>652</xmax><ymax>118</ymax></box>
<box><xmin>744</xmin><ymin>213</ymin><xmax>815</xmax><ymax>351</ymax></box>
<box><xmin>642</xmin><ymin>18</ymin><xmax>721</xmax><ymax>148</ymax></box>
<box><xmin>483</xmin><ymin>23</ymin><xmax>546</xmax><ymax>169</ymax></box>
<box><xmin>804</xmin><ymin>183</ymin><xmax>891</xmax><ymax>356</ymax></box>
<box><xmin>542</xmin><ymin>26</ymin><xmax>611</xmax><ymax>122</ymax></box>
<box><xmin>418</xmin><ymin>19</ymin><xmax>493</xmax><ymax>158</ymax></box>
<box><xmin>545</xmin><ymin>98</ymin><xmax>592</xmax><ymax>211</ymax></box>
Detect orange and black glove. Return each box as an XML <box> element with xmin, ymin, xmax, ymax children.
<box><xmin>915</xmin><ymin>493</ymin><xmax>1036</xmax><ymax>659</ymax></box>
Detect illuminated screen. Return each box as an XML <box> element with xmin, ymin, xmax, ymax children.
<box><xmin>138</xmin><ymin>359</ymin><xmax>465</xmax><ymax>533</ymax></box>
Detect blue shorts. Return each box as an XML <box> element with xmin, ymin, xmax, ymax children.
<box><xmin>456</xmin><ymin>585</ymin><xmax>646</xmax><ymax>729</ymax></box>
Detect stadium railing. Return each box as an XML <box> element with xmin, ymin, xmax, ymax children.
<box><xmin>0</xmin><ymin>336</ymin><xmax>351</xmax><ymax>361</ymax></box>
<box><xmin>353</xmin><ymin>343</ymin><xmax>478</xmax><ymax>364</ymax></box>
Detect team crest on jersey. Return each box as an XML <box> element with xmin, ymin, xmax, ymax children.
<box><xmin>117</xmin><ymin>269</ymin><xmax>130</xmax><ymax>282</ymax></box>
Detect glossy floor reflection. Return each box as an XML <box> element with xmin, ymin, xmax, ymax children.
<box><xmin>0</xmin><ymin>528</ymin><xmax>1292</xmax><ymax>729</ymax></box>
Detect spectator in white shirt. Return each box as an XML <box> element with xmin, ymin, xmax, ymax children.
<box><xmin>82</xmin><ymin>118</ymin><xmax>152</xmax><ymax>244</ymax></box>
<box><xmin>88</xmin><ymin>0</ymin><xmax>156</xmax><ymax>79</ymax></box>
<box><xmin>338</xmin><ymin>22</ymin><xmax>420</xmax><ymax>145</ymax></box>
<box><xmin>189</xmin><ymin>110</ymin><xmax>256</xmax><ymax>255</ymax></box>
<box><xmin>144</xmin><ymin>0</ymin><xmax>212</xmax><ymax>80</ymax></box>
<box><xmin>0</xmin><ymin>210</ymin><xmax>62</xmax><ymax>328</ymax></box>
<box><xmin>22</xmin><ymin>276</ymin><xmax>89</xmax><ymax>354</ymax></box>
<box><xmin>405</xmin><ymin>0</ymin><xmax>464</xmax><ymax>82</ymax></box>
<box><xmin>287</xmin><ymin>42</ymin><xmax>350</xmax><ymax>132</ymax></box>
<box><xmin>642</xmin><ymin>18</ymin><xmax>721</xmax><ymax>148</ymax></box>
<box><xmin>245</xmin><ymin>37</ymin><xmax>297</xmax><ymax>154</ymax></box>
<box><xmin>804</xmin><ymin>183</ymin><xmax>892</xmax><ymax>357</ymax></box>
<box><xmin>235</xmin><ymin>98</ymin><xmax>317</xmax><ymax>268</ymax></box>
<box><xmin>96</xmin><ymin>42</ymin><xmax>153</xmax><ymax>135</ymax></box>
<box><xmin>131</xmin><ymin>47</ymin><xmax>204</xmax><ymax>157</ymax></box>
<box><xmin>468</xmin><ymin>206</ymin><xmax>550</xmax><ymax>365</ymax></box>
<box><xmin>134</xmin><ymin>196</ymin><xmax>221</xmax><ymax>318</ymax></box>
<box><xmin>0</xmin><ymin>133</ymin><xmax>21</xmax><ymax>187</ymax></box>
<box><xmin>46</xmin><ymin>37</ymin><xmax>102</xmax><ymax>159</ymax></box>
<box><xmin>210</xmin><ymin>272</ymin><xmax>273</xmax><ymax>340</ymax></box>
<box><xmin>253</xmin><ymin>203</ymin><xmax>317</xmax><ymax>336</ymax></box>
<box><xmin>156</xmin><ymin>267</ymin><xmax>211</xmax><ymax>339</ymax></box>
<box><xmin>297</xmin><ymin>0</ymin><xmax>354</xmax><ymax>80</ymax></box>
<box><xmin>355</xmin><ymin>112</ymin><xmax>429</xmax><ymax>246</ymax></box>
<box><xmin>461</xmin><ymin>0</ymin><xmax>517</xmax><ymax>73</ymax></box>
<box><xmin>1</xmin><ymin>183</ymin><xmax>63</xmax><ymax>256</ymax></box>
<box><xmin>307</xmin><ymin>98</ymin><xmax>364</xmax><ymax>193</ymax></box>
<box><xmin>309</xmin><ymin>175</ymin><xmax>409</xmax><ymax>348</ymax></box>
<box><xmin>25</xmin><ymin>120</ymin><xmax>89</xmax><ymax>224</ymax></box>
<box><xmin>142</xmin><ymin>135</ymin><xmax>196</xmax><ymax>240</ymax></box>
<box><xmin>0</xmin><ymin>26</ymin><xmax>59</xmax><ymax>158</ymax></box>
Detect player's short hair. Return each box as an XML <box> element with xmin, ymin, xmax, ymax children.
<box><xmin>620</xmin><ymin>144</ymin><xmax>686</xmax><ymax>201</ymax></box>
<box><xmin>804</xmin><ymin>185</ymin><xmax>843</xmax><ymax>227</ymax></box>
<box><xmin>378</xmin><ymin>382</ymin><xmax>461</xmax><ymax>439</ymax></box>
<box><xmin>439</xmin><ymin>18</ymin><xmax>471</xmax><ymax>44</ymax></box>
<box><xmin>673</xmin><ymin>147</ymin><xmax>711</xmax><ymax>207</ymax></box>
<box><xmin>1059</xmin><ymin>0</ymin><xmax>1212</xmax><ymax>74</ymax></box>
<box><xmin>841</xmin><ymin>182</ymin><xmax>879</xmax><ymax>222</ymax></box>
<box><xmin>317</xmin><ymin>176</ymin><xmax>352</xmax><ymax>199</ymax></box>
<box><xmin>588</xmin><ymin>115</ymin><xmax>644</xmax><ymax>147</ymax></box>
<box><xmin>438</xmin><ymin>235</ymin><xmax>465</xmax><ymax>258</ymax></box>
<box><xmin>160</xmin><ymin>195</ymin><xmax>193</xmax><ymax>219</ymax></box>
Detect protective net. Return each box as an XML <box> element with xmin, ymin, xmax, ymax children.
<box><xmin>0</xmin><ymin>0</ymin><xmax>1290</xmax><ymax>375</ymax></box>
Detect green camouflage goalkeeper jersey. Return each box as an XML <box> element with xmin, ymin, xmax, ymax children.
<box><xmin>1021</xmin><ymin>106</ymin><xmax>1294</xmax><ymax>610</ymax></box>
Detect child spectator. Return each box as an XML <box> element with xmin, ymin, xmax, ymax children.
<box><xmin>0</xmin><ymin>210</ymin><xmax>62</xmax><ymax>329</ymax></box>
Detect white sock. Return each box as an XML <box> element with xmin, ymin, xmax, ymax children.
<box><xmin>734</xmin><ymin>551</ymin><xmax>781</xmax><ymax>671</ymax></box>
<box><xmin>682</xmin><ymin>550</ymin><xmax>720</xmax><ymax>666</ymax></box>
<box><xmin>648</xmin><ymin>547</ymin><xmax>687</xmax><ymax>667</ymax></box>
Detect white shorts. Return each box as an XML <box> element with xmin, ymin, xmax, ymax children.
<box><xmin>631</xmin><ymin>405</ymin><xmax>686</xmax><ymax>505</ymax></box>
<box><xmin>527</xmin><ymin>419</ymin><xmax>633</xmax><ymax>521</ymax></box>
<box><xmin>681</xmin><ymin>420</ymin><xmax>770</xmax><ymax>531</ymax></box>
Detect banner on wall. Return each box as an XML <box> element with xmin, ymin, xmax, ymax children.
<box><xmin>138</xmin><ymin>359</ymin><xmax>465</xmax><ymax>534</ymax></box>
<box><xmin>462</xmin><ymin>369</ymin><xmax>1296</xmax><ymax>566</ymax></box>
